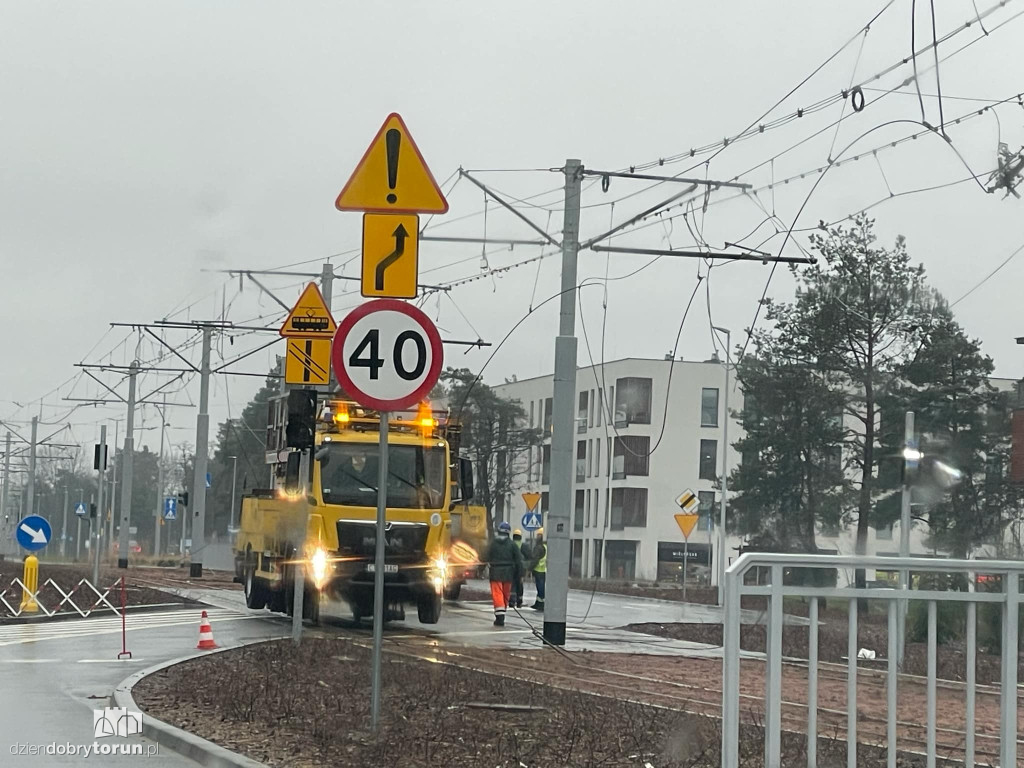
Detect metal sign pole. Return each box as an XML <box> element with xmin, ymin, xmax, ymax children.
<box><xmin>682</xmin><ymin>538</ymin><xmax>688</xmax><ymax>602</ymax></box>
<box><xmin>370</xmin><ymin>411</ymin><xmax>389</xmax><ymax>730</ymax></box>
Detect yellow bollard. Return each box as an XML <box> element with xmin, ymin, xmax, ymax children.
<box><xmin>19</xmin><ymin>555</ymin><xmax>39</xmax><ymax>614</ymax></box>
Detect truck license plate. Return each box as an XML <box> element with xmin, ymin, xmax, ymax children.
<box><xmin>366</xmin><ymin>563</ymin><xmax>398</xmax><ymax>574</ymax></box>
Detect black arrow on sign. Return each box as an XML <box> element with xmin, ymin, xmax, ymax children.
<box><xmin>375</xmin><ymin>223</ymin><xmax>409</xmax><ymax>291</ymax></box>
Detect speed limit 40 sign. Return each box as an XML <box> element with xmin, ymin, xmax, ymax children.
<box><xmin>331</xmin><ymin>299</ymin><xmax>443</xmax><ymax>411</ymax></box>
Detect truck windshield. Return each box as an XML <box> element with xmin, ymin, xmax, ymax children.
<box><xmin>319</xmin><ymin>442</ymin><xmax>446</xmax><ymax>510</ymax></box>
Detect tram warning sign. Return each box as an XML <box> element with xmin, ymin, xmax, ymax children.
<box><xmin>279</xmin><ymin>283</ymin><xmax>337</xmax><ymax>338</ymax></box>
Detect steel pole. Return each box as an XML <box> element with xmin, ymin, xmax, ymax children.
<box><xmin>544</xmin><ymin>159</ymin><xmax>582</xmax><ymax>647</ymax></box>
<box><xmin>190</xmin><ymin>326</ymin><xmax>213</xmax><ymax>577</ymax></box>
<box><xmin>26</xmin><ymin>416</ymin><xmax>37</xmax><ymax>520</ymax></box>
<box><xmin>117</xmin><ymin>361</ymin><xmax>139</xmax><ymax>568</ymax></box>
<box><xmin>61</xmin><ymin>486</ymin><xmax>69</xmax><ymax>559</ymax></box>
<box><xmin>228</xmin><ymin>456</ymin><xmax>238</xmax><ymax>532</ymax></box>
<box><xmin>1</xmin><ymin>432</ymin><xmax>10</xmax><ymax>555</ymax></box>
<box><xmin>897</xmin><ymin>411</ymin><xmax>914</xmax><ymax>667</ymax></box>
<box><xmin>716</xmin><ymin>327</ymin><xmax>731</xmax><ymax>605</ymax></box>
<box><xmin>94</xmin><ymin>426</ymin><xmax>106</xmax><ymax>585</ymax></box>
<box><xmin>370</xmin><ymin>411</ymin><xmax>390</xmax><ymax>728</ymax></box>
<box><xmin>154</xmin><ymin>398</ymin><xmax>167</xmax><ymax>557</ymax></box>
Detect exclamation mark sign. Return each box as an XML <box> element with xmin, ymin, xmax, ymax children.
<box><xmin>385</xmin><ymin>128</ymin><xmax>401</xmax><ymax>204</ymax></box>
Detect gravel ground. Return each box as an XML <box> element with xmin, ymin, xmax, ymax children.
<box><xmin>624</xmin><ymin>620</ymin><xmax>1019</xmax><ymax>686</ymax></box>
<box><xmin>0</xmin><ymin>560</ymin><xmax>195</xmax><ymax>621</ymax></box>
<box><xmin>135</xmin><ymin>637</ymin><xmax>720</xmax><ymax>768</ymax></box>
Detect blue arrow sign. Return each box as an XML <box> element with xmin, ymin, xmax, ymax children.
<box><xmin>206</xmin><ymin>472</ymin><xmax>212</xmax><ymax>488</ymax></box>
<box><xmin>74</xmin><ymin>502</ymin><xmax>88</xmax><ymax>518</ymax></box>
<box><xmin>163</xmin><ymin>497</ymin><xmax>178</xmax><ymax>521</ymax></box>
<box><xmin>16</xmin><ymin>515</ymin><xmax>52</xmax><ymax>552</ymax></box>
<box><xmin>521</xmin><ymin>512</ymin><xmax>542</xmax><ymax>531</ymax></box>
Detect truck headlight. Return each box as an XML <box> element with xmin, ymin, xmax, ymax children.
<box><xmin>311</xmin><ymin>548</ymin><xmax>329</xmax><ymax>588</ymax></box>
<box><xmin>433</xmin><ymin>556</ymin><xmax>447</xmax><ymax>573</ymax></box>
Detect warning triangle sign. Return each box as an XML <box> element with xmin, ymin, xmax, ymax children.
<box><xmin>336</xmin><ymin>113</ymin><xmax>449</xmax><ymax>214</ymax></box>
<box><xmin>279</xmin><ymin>283</ymin><xmax>337</xmax><ymax>338</ymax></box>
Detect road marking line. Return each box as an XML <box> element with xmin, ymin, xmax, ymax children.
<box><xmin>3</xmin><ymin>658</ymin><xmax>61</xmax><ymax>663</ymax></box>
<box><xmin>77</xmin><ymin>658</ymin><xmax>146</xmax><ymax>663</ymax></box>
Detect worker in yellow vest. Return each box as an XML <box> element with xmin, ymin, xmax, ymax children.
<box><xmin>529</xmin><ymin>528</ymin><xmax>546</xmax><ymax>611</ymax></box>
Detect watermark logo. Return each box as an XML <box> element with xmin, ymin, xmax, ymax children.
<box><xmin>92</xmin><ymin>707</ymin><xmax>143</xmax><ymax>739</ymax></box>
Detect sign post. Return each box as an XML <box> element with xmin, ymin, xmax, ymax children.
<box><xmin>674</xmin><ymin>488</ymin><xmax>701</xmax><ymax>600</ymax></box>
<box><xmin>333</xmin><ymin>112</ymin><xmax>448</xmax><ymax>732</ymax></box>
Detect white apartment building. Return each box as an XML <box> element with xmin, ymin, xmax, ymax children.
<box><xmin>493</xmin><ymin>357</ymin><xmax>1002</xmax><ymax>585</ymax></box>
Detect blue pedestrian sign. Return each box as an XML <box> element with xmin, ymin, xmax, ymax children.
<box><xmin>163</xmin><ymin>497</ymin><xmax>178</xmax><ymax>521</ymax></box>
<box><xmin>16</xmin><ymin>515</ymin><xmax>52</xmax><ymax>551</ymax></box>
<box><xmin>74</xmin><ymin>502</ymin><xmax>88</xmax><ymax>518</ymax></box>
<box><xmin>206</xmin><ymin>473</ymin><xmax>212</xmax><ymax>488</ymax></box>
<box><xmin>521</xmin><ymin>512</ymin><xmax>542</xmax><ymax>531</ymax></box>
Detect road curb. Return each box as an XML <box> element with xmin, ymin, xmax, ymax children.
<box><xmin>112</xmin><ymin>637</ymin><xmax>282</xmax><ymax>768</ymax></box>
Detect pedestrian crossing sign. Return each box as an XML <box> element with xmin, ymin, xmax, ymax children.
<box><xmin>521</xmin><ymin>512</ymin><xmax>542</xmax><ymax>531</ymax></box>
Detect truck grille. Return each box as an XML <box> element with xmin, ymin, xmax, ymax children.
<box><xmin>336</xmin><ymin>521</ymin><xmax>429</xmax><ymax>562</ymax></box>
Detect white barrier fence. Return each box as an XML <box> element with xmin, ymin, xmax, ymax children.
<box><xmin>0</xmin><ymin>577</ymin><xmax>122</xmax><ymax>618</ymax></box>
<box><xmin>721</xmin><ymin>553</ymin><xmax>1023</xmax><ymax>768</ymax></box>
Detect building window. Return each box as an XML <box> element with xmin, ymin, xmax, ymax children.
<box><xmin>701</xmin><ymin>388</ymin><xmax>719</xmax><ymax>427</ymax></box>
<box><xmin>529</xmin><ymin>400</ymin><xmax>535</xmax><ymax>428</ymax></box>
<box><xmin>593</xmin><ymin>540</ymin><xmax>603</xmax><ymax>578</ymax></box>
<box><xmin>589</xmin><ymin>390</ymin><xmax>596</xmax><ymax>430</ymax></box>
<box><xmin>699</xmin><ymin>439</ymin><xmax>718</xmax><ymax>480</ymax></box>
<box><xmin>827</xmin><ymin>445</ymin><xmax>843</xmax><ymax>475</ymax></box>
<box><xmin>594</xmin><ymin>439</ymin><xmax>601</xmax><ymax>478</ymax></box>
<box><xmin>587</xmin><ymin>439</ymin><xmax>594</xmax><ymax>477</ymax></box>
<box><xmin>876</xmin><ymin>522</ymin><xmax>894</xmax><ymax>541</ymax></box>
<box><xmin>605</xmin><ymin>540</ymin><xmax>637</xmax><ymax>580</ymax></box>
<box><xmin>614</xmin><ymin>377</ymin><xmax>652</xmax><ymax>426</ymax></box>
<box><xmin>542</xmin><ymin>445</ymin><xmax>551</xmax><ymax>485</ymax></box>
<box><xmin>613</xmin><ymin>436</ymin><xmax>650</xmax><ymax>478</ymax></box>
<box><xmin>611</xmin><ymin>488</ymin><xmax>648</xmax><ymax>530</ymax></box>
<box><xmin>698</xmin><ymin>491</ymin><xmax>715</xmax><ymax>531</ymax></box>
<box><xmin>585</xmin><ymin>490</ymin><xmax>592</xmax><ymax>528</ymax></box>
<box><xmin>543</xmin><ymin>397</ymin><xmax>553</xmax><ymax>434</ymax></box>
<box><xmin>602</xmin><ymin>488</ymin><xmax>609</xmax><ymax>529</ymax></box>
<box><xmin>595</xmin><ymin>389</ymin><xmax>603</xmax><ymax>428</ymax></box>
<box><xmin>574</xmin><ymin>490</ymin><xmax>584</xmax><ymax>532</ymax></box>
<box><xmin>570</xmin><ymin>539</ymin><xmax>583</xmax><ymax>578</ymax></box>
<box><xmin>607</xmin><ymin>437</ymin><xmax>612</xmax><ymax>475</ymax></box>
<box><xmin>576</xmin><ymin>441</ymin><xmax>586</xmax><ymax>482</ymax></box>
<box><xmin>577</xmin><ymin>391</ymin><xmax>589</xmax><ymax>433</ymax></box>
<box><xmin>541</xmin><ymin>491</ymin><xmax>549</xmax><ymax>514</ymax></box>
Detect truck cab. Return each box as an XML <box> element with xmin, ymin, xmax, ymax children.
<box><xmin>234</xmin><ymin>396</ymin><xmax>472</xmax><ymax>625</ymax></box>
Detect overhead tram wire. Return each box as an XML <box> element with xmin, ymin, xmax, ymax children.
<box><xmin>950</xmin><ymin>239</ymin><xmax>1024</xmax><ymax>307</ymax></box>
<box><xmin>737</xmin><ymin>116</ymin><xmax>998</xmax><ymax>363</ymax></box>
<box><xmin>599</xmin><ymin>0</ymin><xmax>1018</xmax><ymax>216</ymax></box>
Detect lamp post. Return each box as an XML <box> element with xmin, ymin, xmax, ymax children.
<box><xmin>712</xmin><ymin>326</ymin><xmax>731</xmax><ymax>607</ymax></box>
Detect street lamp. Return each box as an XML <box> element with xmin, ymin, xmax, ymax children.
<box><xmin>712</xmin><ymin>325</ymin><xmax>731</xmax><ymax>607</ymax></box>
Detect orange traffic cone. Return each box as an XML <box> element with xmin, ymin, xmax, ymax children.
<box><xmin>196</xmin><ymin>610</ymin><xmax>217</xmax><ymax>650</ymax></box>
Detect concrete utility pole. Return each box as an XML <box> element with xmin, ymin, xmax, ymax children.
<box><xmin>76</xmin><ymin>490</ymin><xmax>83</xmax><ymax>561</ymax></box>
<box><xmin>713</xmin><ymin>326</ymin><xmax>732</xmax><ymax>605</ymax></box>
<box><xmin>117</xmin><ymin>361</ymin><xmax>140</xmax><ymax>568</ymax></box>
<box><xmin>898</xmin><ymin>410</ymin><xmax>915</xmax><ymax>666</ymax></box>
<box><xmin>153</xmin><ymin>397</ymin><xmax>167</xmax><ymax>557</ymax></box>
<box><xmin>26</xmin><ymin>416</ymin><xmax>37</xmax><ymax>520</ymax></box>
<box><xmin>94</xmin><ymin>425</ymin><xmax>107</xmax><ymax>585</ymax></box>
<box><xmin>227</xmin><ymin>456</ymin><xmax>238</xmax><ymax>532</ymax></box>
<box><xmin>544</xmin><ymin>159</ymin><xmax>583</xmax><ymax>647</ymax></box>
<box><xmin>190</xmin><ymin>326</ymin><xmax>213</xmax><ymax>577</ymax></box>
<box><xmin>108</xmin><ymin>419</ymin><xmax>119</xmax><ymax>557</ymax></box>
<box><xmin>60</xmin><ymin>485</ymin><xmax>69</xmax><ymax>558</ymax></box>
<box><xmin>1</xmin><ymin>433</ymin><xmax>10</xmax><ymax>554</ymax></box>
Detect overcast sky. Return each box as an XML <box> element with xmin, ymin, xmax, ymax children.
<box><xmin>2</xmin><ymin>1</ymin><xmax>1022</xmax><ymax>472</ymax></box>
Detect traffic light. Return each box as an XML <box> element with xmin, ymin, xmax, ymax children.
<box><xmin>286</xmin><ymin>389</ymin><xmax>318</xmax><ymax>450</ymax></box>
<box><xmin>178</xmin><ymin>491</ymin><xmax>189</xmax><ymax>507</ymax></box>
<box><xmin>89</xmin><ymin>503</ymin><xmax>97</xmax><ymax>520</ymax></box>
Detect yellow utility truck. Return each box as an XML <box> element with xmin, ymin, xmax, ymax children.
<box><xmin>445</xmin><ymin>503</ymin><xmax>489</xmax><ymax>600</ymax></box>
<box><xmin>233</xmin><ymin>395</ymin><xmax>473</xmax><ymax>624</ymax></box>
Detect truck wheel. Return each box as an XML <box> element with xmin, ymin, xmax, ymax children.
<box><xmin>417</xmin><ymin>593</ymin><xmax>442</xmax><ymax>624</ymax></box>
<box><xmin>244</xmin><ymin>568</ymin><xmax>267</xmax><ymax>610</ymax></box>
<box><xmin>443</xmin><ymin>582</ymin><xmax>462</xmax><ymax>601</ymax></box>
